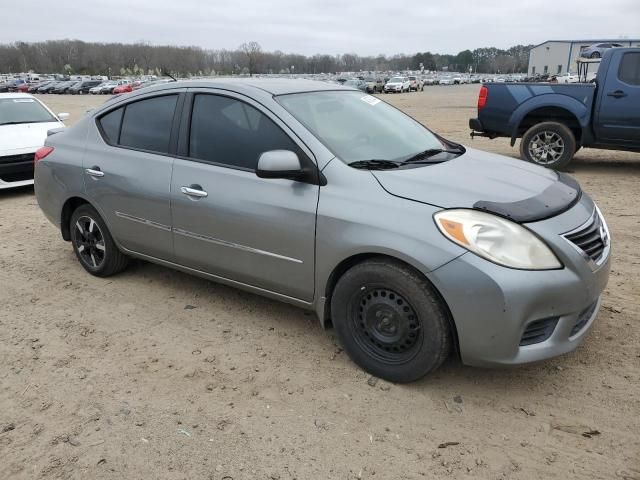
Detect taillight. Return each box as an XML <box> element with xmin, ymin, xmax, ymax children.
<box><xmin>477</xmin><ymin>86</ymin><xmax>488</xmax><ymax>110</ymax></box>
<box><xmin>34</xmin><ymin>146</ymin><xmax>54</xmax><ymax>163</ymax></box>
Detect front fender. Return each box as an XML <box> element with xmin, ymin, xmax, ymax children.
<box><xmin>508</xmin><ymin>91</ymin><xmax>591</xmax><ymax>145</ymax></box>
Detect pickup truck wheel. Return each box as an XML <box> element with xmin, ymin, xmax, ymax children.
<box><xmin>520</xmin><ymin>122</ymin><xmax>576</xmax><ymax>170</ymax></box>
<box><xmin>330</xmin><ymin>258</ymin><xmax>452</xmax><ymax>383</ymax></box>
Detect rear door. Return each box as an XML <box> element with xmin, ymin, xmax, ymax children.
<box><xmin>84</xmin><ymin>90</ymin><xmax>184</xmax><ymax>259</ymax></box>
<box><xmin>596</xmin><ymin>51</ymin><xmax>640</xmax><ymax>145</ymax></box>
<box><xmin>170</xmin><ymin>90</ymin><xmax>319</xmax><ymax>301</ymax></box>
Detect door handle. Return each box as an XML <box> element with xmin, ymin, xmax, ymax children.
<box><xmin>607</xmin><ymin>90</ymin><xmax>627</xmax><ymax>98</ymax></box>
<box><xmin>181</xmin><ymin>185</ymin><xmax>208</xmax><ymax>198</ymax></box>
<box><xmin>85</xmin><ymin>166</ymin><xmax>104</xmax><ymax>177</ymax></box>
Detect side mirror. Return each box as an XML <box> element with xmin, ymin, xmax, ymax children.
<box><xmin>256</xmin><ymin>150</ymin><xmax>303</xmax><ymax>180</ymax></box>
<box><xmin>57</xmin><ymin>112</ymin><xmax>70</xmax><ymax>121</ymax></box>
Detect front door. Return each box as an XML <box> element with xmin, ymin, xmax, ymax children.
<box><xmin>596</xmin><ymin>51</ymin><xmax>640</xmax><ymax>145</ymax></box>
<box><xmin>83</xmin><ymin>92</ymin><xmax>181</xmax><ymax>259</ymax></box>
<box><xmin>171</xmin><ymin>91</ymin><xmax>319</xmax><ymax>301</ymax></box>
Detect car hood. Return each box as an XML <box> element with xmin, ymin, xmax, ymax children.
<box><xmin>371</xmin><ymin>147</ymin><xmax>581</xmax><ymax>223</ymax></box>
<box><xmin>0</xmin><ymin>122</ymin><xmax>63</xmax><ymax>153</ymax></box>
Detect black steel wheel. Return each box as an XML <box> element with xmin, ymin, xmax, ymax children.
<box><xmin>350</xmin><ymin>287</ymin><xmax>423</xmax><ymax>364</ymax></box>
<box><xmin>70</xmin><ymin>204</ymin><xmax>129</xmax><ymax>277</ymax></box>
<box><xmin>331</xmin><ymin>258</ymin><xmax>452</xmax><ymax>383</ymax></box>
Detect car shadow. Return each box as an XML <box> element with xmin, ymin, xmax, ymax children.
<box><xmin>118</xmin><ymin>258</ymin><xmax>578</xmax><ymax>391</ymax></box>
<box><xmin>0</xmin><ymin>185</ymin><xmax>34</xmax><ymax>199</ymax></box>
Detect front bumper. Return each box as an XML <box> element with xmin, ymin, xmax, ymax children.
<box><xmin>0</xmin><ymin>151</ymin><xmax>36</xmax><ymax>189</ymax></box>
<box><xmin>428</xmin><ymin>195</ymin><xmax>611</xmax><ymax>367</ymax></box>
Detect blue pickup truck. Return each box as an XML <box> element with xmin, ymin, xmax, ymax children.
<box><xmin>469</xmin><ymin>47</ymin><xmax>640</xmax><ymax>169</ymax></box>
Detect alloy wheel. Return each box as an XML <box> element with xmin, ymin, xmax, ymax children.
<box><xmin>73</xmin><ymin>215</ymin><xmax>106</xmax><ymax>268</ymax></box>
<box><xmin>528</xmin><ymin>131</ymin><xmax>565</xmax><ymax>164</ymax></box>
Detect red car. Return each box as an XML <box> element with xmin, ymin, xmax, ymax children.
<box><xmin>112</xmin><ymin>84</ymin><xmax>133</xmax><ymax>94</ymax></box>
<box><xmin>16</xmin><ymin>83</ymin><xmax>31</xmax><ymax>93</ymax></box>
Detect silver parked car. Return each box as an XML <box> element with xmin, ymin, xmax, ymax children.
<box><xmin>580</xmin><ymin>42</ymin><xmax>624</xmax><ymax>59</ymax></box>
<box><xmin>34</xmin><ymin>79</ymin><xmax>611</xmax><ymax>382</ymax></box>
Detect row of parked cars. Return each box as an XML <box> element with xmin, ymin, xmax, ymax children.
<box><xmin>340</xmin><ymin>75</ymin><xmax>427</xmax><ymax>94</ymax></box>
<box><xmin>2</xmin><ymin>78</ymin><xmax>174</xmax><ymax>96</ymax></box>
<box><xmin>337</xmin><ymin>73</ymin><xmax>532</xmax><ymax>93</ymax></box>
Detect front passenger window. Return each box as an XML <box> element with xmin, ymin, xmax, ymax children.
<box><xmin>188</xmin><ymin>94</ymin><xmax>299</xmax><ymax>170</ymax></box>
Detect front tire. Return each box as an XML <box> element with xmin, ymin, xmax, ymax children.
<box><xmin>520</xmin><ymin>121</ymin><xmax>576</xmax><ymax>170</ymax></box>
<box><xmin>590</xmin><ymin>51</ymin><xmax>601</xmax><ymax>59</ymax></box>
<box><xmin>70</xmin><ymin>204</ymin><xmax>129</xmax><ymax>277</ymax></box>
<box><xmin>331</xmin><ymin>258</ymin><xmax>452</xmax><ymax>383</ymax></box>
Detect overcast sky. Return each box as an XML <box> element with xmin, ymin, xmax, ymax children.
<box><xmin>2</xmin><ymin>0</ymin><xmax>638</xmax><ymax>55</ymax></box>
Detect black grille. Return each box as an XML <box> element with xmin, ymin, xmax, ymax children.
<box><xmin>0</xmin><ymin>153</ymin><xmax>34</xmax><ymax>165</ymax></box>
<box><xmin>570</xmin><ymin>301</ymin><xmax>598</xmax><ymax>336</ymax></box>
<box><xmin>520</xmin><ymin>317</ymin><xmax>559</xmax><ymax>346</ymax></box>
<box><xmin>565</xmin><ymin>213</ymin><xmax>607</xmax><ymax>263</ymax></box>
<box><xmin>0</xmin><ymin>153</ymin><xmax>34</xmax><ymax>182</ymax></box>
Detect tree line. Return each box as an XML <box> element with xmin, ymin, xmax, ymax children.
<box><xmin>0</xmin><ymin>39</ymin><xmax>533</xmax><ymax>76</ymax></box>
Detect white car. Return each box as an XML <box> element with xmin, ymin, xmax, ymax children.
<box><xmin>439</xmin><ymin>76</ymin><xmax>454</xmax><ymax>85</ymax></box>
<box><xmin>383</xmin><ymin>76</ymin><xmax>410</xmax><ymax>93</ymax></box>
<box><xmin>0</xmin><ymin>93</ymin><xmax>68</xmax><ymax>189</ymax></box>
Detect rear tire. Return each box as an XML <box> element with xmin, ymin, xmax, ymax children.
<box><xmin>520</xmin><ymin>121</ymin><xmax>576</xmax><ymax>170</ymax></box>
<box><xmin>590</xmin><ymin>51</ymin><xmax>601</xmax><ymax>59</ymax></box>
<box><xmin>331</xmin><ymin>258</ymin><xmax>452</xmax><ymax>383</ymax></box>
<box><xmin>70</xmin><ymin>204</ymin><xmax>129</xmax><ymax>277</ymax></box>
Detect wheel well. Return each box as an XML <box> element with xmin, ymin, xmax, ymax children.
<box><xmin>60</xmin><ymin>197</ymin><xmax>89</xmax><ymax>241</ymax></box>
<box><xmin>517</xmin><ymin>107</ymin><xmax>582</xmax><ymax>143</ymax></box>
<box><xmin>323</xmin><ymin>253</ymin><xmax>460</xmax><ymax>358</ymax></box>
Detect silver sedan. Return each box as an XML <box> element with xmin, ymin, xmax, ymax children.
<box><xmin>34</xmin><ymin>79</ymin><xmax>610</xmax><ymax>382</ymax></box>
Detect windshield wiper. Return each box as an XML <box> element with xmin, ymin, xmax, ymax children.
<box><xmin>402</xmin><ymin>148</ymin><xmax>463</xmax><ymax>164</ymax></box>
<box><xmin>348</xmin><ymin>159</ymin><xmax>402</xmax><ymax>170</ymax></box>
<box><xmin>0</xmin><ymin>121</ymin><xmax>31</xmax><ymax>126</ymax></box>
<box><xmin>0</xmin><ymin>120</ymin><xmax>51</xmax><ymax>126</ymax></box>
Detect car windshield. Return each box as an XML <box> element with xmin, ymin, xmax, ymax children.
<box><xmin>389</xmin><ymin>77</ymin><xmax>404</xmax><ymax>82</ymax></box>
<box><xmin>276</xmin><ymin>90</ymin><xmax>444</xmax><ymax>164</ymax></box>
<box><xmin>0</xmin><ymin>98</ymin><xmax>56</xmax><ymax>125</ymax></box>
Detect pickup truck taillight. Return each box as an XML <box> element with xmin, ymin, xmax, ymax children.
<box><xmin>34</xmin><ymin>146</ymin><xmax>54</xmax><ymax>163</ymax></box>
<box><xmin>477</xmin><ymin>86</ymin><xmax>488</xmax><ymax>110</ymax></box>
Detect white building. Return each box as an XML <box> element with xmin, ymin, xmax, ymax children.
<box><xmin>528</xmin><ymin>39</ymin><xmax>640</xmax><ymax>77</ymax></box>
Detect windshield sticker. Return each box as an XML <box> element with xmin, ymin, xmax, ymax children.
<box><xmin>13</xmin><ymin>99</ymin><xmax>35</xmax><ymax>103</ymax></box>
<box><xmin>360</xmin><ymin>95</ymin><xmax>381</xmax><ymax>106</ymax></box>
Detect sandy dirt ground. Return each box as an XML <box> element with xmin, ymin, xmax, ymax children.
<box><xmin>1</xmin><ymin>87</ymin><xmax>639</xmax><ymax>480</ymax></box>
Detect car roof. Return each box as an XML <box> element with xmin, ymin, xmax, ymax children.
<box><xmin>142</xmin><ymin>78</ymin><xmax>354</xmax><ymax>96</ymax></box>
<box><xmin>0</xmin><ymin>92</ymin><xmax>35</xmax><ymax>99</ymax></box>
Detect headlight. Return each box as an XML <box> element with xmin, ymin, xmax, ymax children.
<box><xmin>434</xmin><ymin>209</ymin><xmax>562</xmax><ymax>270</ymax></box>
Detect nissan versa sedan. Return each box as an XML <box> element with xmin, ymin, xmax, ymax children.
<box><xmin>34</xmin><ymin>80</ymin><xmax>611</xmax><ymax>382</ymax></box>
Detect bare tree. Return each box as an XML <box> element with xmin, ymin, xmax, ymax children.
<box><xmin>0</xmin><ymin>39</ymin><xmax>533</xmax><ymax>76</ymax></box>
<box><xmin>239</xmin><ymin>41</ymin><xmax>262</xmax><ymax>76</ymax></box>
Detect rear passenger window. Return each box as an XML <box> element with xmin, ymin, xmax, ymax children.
<box><xmin>98</xmin><ymin>95</ymin><xmax>178</xmax><ymax>153</ymax></box>
<box><xmin>98</xmin><ymin>107</ymin><xmax>123</xmax><ymax>144</ymax></box>
<box><xmin>619</xmin><ymin>52</ymin><xmax>640</xmax><ymax>85</ymax></box>
<box><xmin>188</xmin><ymin>94</ymin><xmax>298</xmax><ymax>170</ymax></box>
